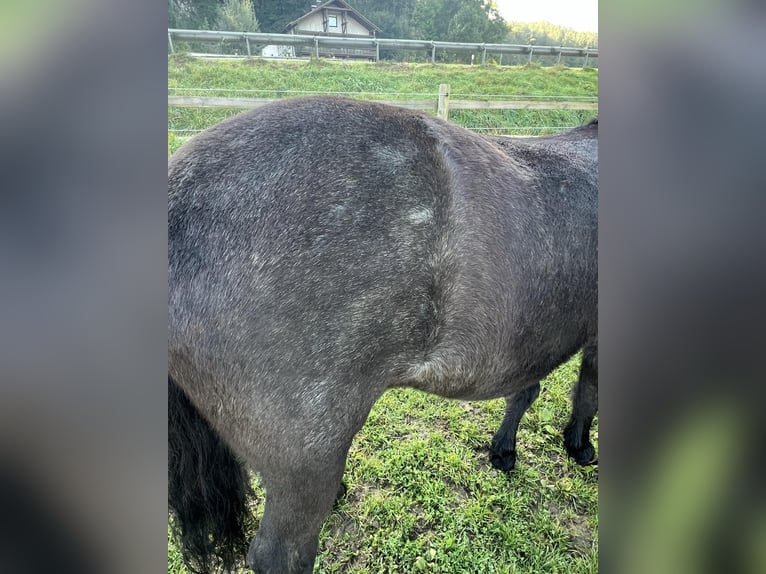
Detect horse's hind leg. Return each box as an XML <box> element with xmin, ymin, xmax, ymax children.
<box><xmin>563</xmin><ymin>342</ymin><xmax>598</xmax><ymax>465</ymax></box>
<box><xmin>244</xmin><ymin>386</ymin><xmax>374</xmax><ymax>574</ymax></box>
<box><xmin>489</xmin><ymin>382</ymin><xmax>541</xmax><ymax>471</ymax></box>
<box><xmin>247</xmin><ymin>448</ymin><xmax>349</xmax><ymax>574</ymax></box>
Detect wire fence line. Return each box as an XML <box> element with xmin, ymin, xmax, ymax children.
<box><xmin>167</xmin><ymin>87</ymin><xmax>598</xmax><ymax>101</ymax></box>
<box><xmin>168</xmin><ymin>91</ymin><xmax>597</xmax><ymax>114</ymax></box>
<box><xmin>168</xmin><ymin>125</ymin><xmax>577</xmax><ymax>136</ymax></box>
<box><xmin>168</xmin><ymin>85</ymin><xmax>597</xmax><ymax>139</ymax></box>
<box><xmin>168</xmin><ymin>96</ymin><xmax>597</xmax><ymax>114</ymax></box>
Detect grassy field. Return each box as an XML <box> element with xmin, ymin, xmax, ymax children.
<box><xmin>168</xmin><ymin>356</ymin><xmax>598</xmax><ymax>574</ymax></box>
<box><xmin>168</xmin><ymin>56</ymin><xmax>598</xmax><ymax>154</ymax></box>
<box><xmin>168</xmin><ymin>57</ymin><xmax>598</xmax><ymax>572</ymax></box>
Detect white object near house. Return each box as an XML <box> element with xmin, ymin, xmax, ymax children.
<box><xmin>261</xmin><ymin>44</ymin><xmax>295</xmax><ymax>58</ymax></box>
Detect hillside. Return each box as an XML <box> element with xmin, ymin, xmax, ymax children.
<box><xmin>168</xmin><ymin>56</ymin><xmax>598</xmax><ymax>153</ymax></box>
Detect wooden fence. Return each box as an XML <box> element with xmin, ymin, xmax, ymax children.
<box><xmin>168</xmin><ymin>84</ymin><xmax>598</xmax><ymax>122</ymax></box>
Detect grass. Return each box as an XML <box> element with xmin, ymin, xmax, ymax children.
<box><xmin>168</xmin><ymin>355</ymin><xmax>598</xmax><ymax>573</ymax></box>
<box><xmin>168</xmin><ymin>56</ymin><xmax>598</xmax><ymax>154</ymax></box>
<box><xmin>168</xmin><ymin>56</ymin><xmax>597</xmax><ymax>97</ymax></box>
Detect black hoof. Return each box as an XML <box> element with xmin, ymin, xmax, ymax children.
<box><xmin>489</xmin><ymin>447</ymin><xmax>517</xmax><ymax>472</ymax></box>
<box><xmin>334</xmin><ymin>481</ymin><xmax>348</xmax><ymax>506</ymax></box>
<box><xmin>566</xmin><ymin>442</ymin><xmax>597</xmax><ymax>466</ymax></box>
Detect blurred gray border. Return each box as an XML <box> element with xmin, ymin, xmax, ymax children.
<box><xmin>600</xmin><ymin>4</ymin><xmax>766</xmax><ymax>573</ymax></box>
<box><xmin>0</xmin><ymin>2</ymin><xmax>168</xmax><ymax>573</ymax></box>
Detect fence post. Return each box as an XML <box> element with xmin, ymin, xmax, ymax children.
<box><xmin>527</xmin><ymin>45</ymin><xmax>533</xmax><ymax>65</ymax></box>
<box><xmin>375</xmin><ymin>40</ymin><xmax>379</xmax><ymax>62</ymax></box>
<box><xmin>583</xmin><ymin>47</ymin><xmax>589</xmax><ymax>68</ymax></box>
<box><xmin>245</xmin><ymin>36</ymin><xmax>251</xmax><ymax>57</ymax></box>
<box><xmin>168</xmin><ymin>31</ymin><xmax>174</xmax><ymax>54</ymax></box>
<box><xmin>314</xmin><ymin>37</ymin><xmax>319</xmax><ymax>60</ymax></box>
<box><xmin>481</xmin><ymin>45</ymin><xmax>486</xmax><ymax>65</ymax></box>
<box><xmin>431</xmin><ymin>43</ymin><xmax>436</xmax><ymax>64</ymax></box>
<box><xmin>437</xmin><ymin>84</ymin><xmax>450</xmax><ymax>120</ymax></box>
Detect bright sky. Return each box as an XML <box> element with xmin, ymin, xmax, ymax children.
<box><xmin>494</xmin><ymin>0</ymin><xmax>598</xmax><ymax>33</ymax></box>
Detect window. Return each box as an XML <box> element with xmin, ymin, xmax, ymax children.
<box><xmin>328</xmin><ymin>15</ymin><xmax>337</xmax><ymax>27</ymax></box>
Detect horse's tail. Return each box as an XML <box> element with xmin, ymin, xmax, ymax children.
<box><xmin>168</xmin><ymin>375</ymin><xmax>253</xmax><ymax>573</ymax></box>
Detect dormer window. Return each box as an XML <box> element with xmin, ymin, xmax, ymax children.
<box><xmin>328</xmin><ymin>15</ymin><xmax>338</xmax><ymax>27</ymax></box>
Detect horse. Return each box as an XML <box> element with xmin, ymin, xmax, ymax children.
<box><xmin>168</xmin><ymin>97</ymin><xmax>597</xmax><ymax>574</ymax></box>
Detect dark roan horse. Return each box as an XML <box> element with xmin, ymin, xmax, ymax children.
<box><xmin>168</xmin><ymin>97</ymin><xmax>597</xmax><ymax>574</ymax></box>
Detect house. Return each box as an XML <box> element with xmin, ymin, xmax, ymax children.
<box><xmin>285</xmin><ymin>0</ymin><xmax>382</xmax><ymax>60</ymax></box>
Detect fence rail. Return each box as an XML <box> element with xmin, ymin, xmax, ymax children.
<box><xmin>168</xmin><ymin>29</ymin><xmax>597</xmax><ymax>65</ymax></box>
<box><xmin>168</xmin><ymin>85</ymin><xmax>598</xmax><ymax>142</ymax></box>
<box><xmin>168</xmin><ymin>87</ymin><xmax>598</xmax><ymax>119</ymax></box>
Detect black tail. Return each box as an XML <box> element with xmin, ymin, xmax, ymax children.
<box><xmin>168</xmin><ymin>376</ymin><xmax>254</xmax><ymax>573</ymax></box>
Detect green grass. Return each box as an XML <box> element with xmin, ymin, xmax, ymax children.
<box><xmin>168</xmin><ymin>56</ymin><xmax>598</xmax><ymax>153</ymax></box>
<box><xmin>168</xmin><ymin>355</ymin><xmax>598</xmax><ymax>573</ymax></box>
<box><xmin>168</xmin><ymin>56</ymin><xmax>597</xmax><ymax>97</ymax></box>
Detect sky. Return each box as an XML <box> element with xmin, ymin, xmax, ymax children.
<box><xmin>494</xmin><ymin>0</ymin><xmax>598</xmax><ymax>33</ymax></box>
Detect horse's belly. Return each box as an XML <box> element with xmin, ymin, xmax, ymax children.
<box><xmin>401</xmin><ymin>306</ymin><xmax>590</xmax><ymax>401</ymax></box>
<box><xmin>403</xmin><ymin>353</ymin><xmax>576</xmax><ymax>401</ymax></box>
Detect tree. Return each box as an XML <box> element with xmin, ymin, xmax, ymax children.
<box><xmin>412</xmin><ymin>0</ymin><xmax>505</xmax><ymax>43</ymax></box>
<box><xmin>168</xmin><ymin>0</ymin><xmax>222</xmax><ymax>29</ymax></box>
<box><xmin>347</xmin><ymin>0</ymin><xmax>417</xmax><ymax>38</ymax></box>
<box><xmin>448</xmin><ymin>2</ymin><xmax>492</xmax><ymax>43</ymax></box>
<box><xmin>217</xmin><ymin>0</ymin><xmax>259</xmax><ymax>32</ymax></box>
<box><xmin>252</xmin><ymin>0</ymin><xmax>309</xmax><ymax>33</ymax></box>
<box><xmin>505</xmin><ymin>21</ymin><xmax>597</xmax><ymax>49</ymax></box>
<box><xmin>503</xmin><ymin>21</ymin><xmax>598</xmax><ymax>66</ymax></box>
<box><xmin>411</xmin><ymin>0</ymin><xmax>444</xmax><ymax>40</ymax></box>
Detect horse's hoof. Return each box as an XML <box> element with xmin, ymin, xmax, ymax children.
<box><xmin>489</xmin><ymin>447</ymin><xmax>517</xmax><ymax>472</ymax></box>
<box><xmin>566</xmin><ymin>442</ymin><xmax>596</xmax><ymax>466</ymax></box>
<box><xmin>334</xmin><ymin>481</ymin><xmax>348</xmax><ymax>506</ymax></box>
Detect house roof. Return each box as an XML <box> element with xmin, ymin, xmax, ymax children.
<box><xmin>286</xmin><ymin>0</ymin><xmax>382</xmax><ymax>33</ymax></box>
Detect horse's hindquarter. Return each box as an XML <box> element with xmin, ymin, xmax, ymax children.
<box><xmin>168</xmin><ymin>99</ymin><xmax>459</xmax><ymax>445</ymax></box>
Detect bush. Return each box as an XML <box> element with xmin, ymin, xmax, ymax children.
<box><xmin>217</xmin><ymin>0</ymin><xmax>259</xmax><ymax>32</ymax></box>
